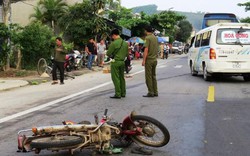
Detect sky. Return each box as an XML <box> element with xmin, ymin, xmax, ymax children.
<box><xmin>121</xmin><ymin>0</ymin><xmax>250</xmax><ymax>18</ymax></box>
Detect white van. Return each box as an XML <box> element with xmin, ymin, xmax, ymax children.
<box><xmin>188</xmin><ymin>23</ymin><xmax>250</xmax><ymax>81</ymax></box>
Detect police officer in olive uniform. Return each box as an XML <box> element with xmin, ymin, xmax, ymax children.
<box><xmin>142</xmin><ymin>26</ymin><xmax>158</xmax><ymax>97</ymax></box>
<box><xmin>107</xmin><ymin>29</ymin><xmax>128</xmax><ymax>99</ymax></box>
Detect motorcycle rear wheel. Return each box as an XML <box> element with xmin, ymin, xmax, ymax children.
<box><xmin>30</xmin><ymin>135</ymin><xmax>83</xmax><ymax>149</ymax></box>
<box><xmin>130</xmin><ymin>115</ymin><xmax>170</xmax><ymax>147</ymax></box>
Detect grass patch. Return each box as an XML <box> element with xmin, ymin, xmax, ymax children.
<box><xmin>31</xmin><ymin>81</ymin><xmax>39</xmax><ymax>85</ymax></box>
<box><xmin>15</xmin><ymin>71</ymin><xmax>29</xmax><ymax>77</ymax></box>
<box><xmin>0</xmin><ymin>69</ymin><xmax>37</xmax><ymax>78</ymax></box>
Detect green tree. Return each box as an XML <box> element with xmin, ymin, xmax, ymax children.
<box><xmin>113</xmin><ymin>9</ymin><xmax>185</xmax><ymax>40</ymax></box>
<box><xmin>30</xmin><ymin>6</ymin><xmax>46</xmax><ymax>23</ymax></box>
<box><xmin>175</xmin><ymin>20</ymin><xmax>193</xmax><ymax>42</ymax></box>
<box><xmin>59</xmin><ymin>1</ymin><xmax>96</xmax><ymax>44</ymax></box>
<box><xmin>1</xmin><ymin>0</ymin><xmax>27</xmax><ymax>71</ymax></box>
<box><xmin>109</xmin><ymin>7</ymin><xmax>133</xmax><ymax>22</ymax></box>
<box><xmin>91</xmin><ymin>0</ymin><xmax>121</xmax><ymax>39</ymax></box>
<box><xmin>237</xmin><ymin>2</ymin><xmax>250</xmax><ymax>23</ymax></box>
<box><xmin>0</xmin><ymin>23</ymin><xmax>24</xmax><ymax>71</ymax></box>
<box><xmin>238</xmin><ymin>2</ymin><xmax>250</xmax><ymax>12</ymax></box>
<box><xmin>60</xmin><ymin>0</ymin><xmax>113</xmax><ymax>45</ymax></box>
<box><xmin>116</xmin><ymin>12</ymin><xmax>150</xmax><ymax>37</ymax></box>
<box><xmin>0</xmin><ymin>23</ymin><xmax>11</xmax><ymax>71</ymax></box>
<box><xmin>240</xmin><ymin>17</ymin><xmax>250</xmax><ymax>23</ymax></box>
<box><xmin>9</xmin><ymin>24</ymin><xmax>24</xmax><ymax>69</ymax></box>
<box><xmin>20</xmin><ymin>22</ymin><xmax>53</xmax><ymax>68</ymax></box>
<box><xmin>150</xmin><ymin>11</ymin><xmax>185</xmax><ymax>42</ymax></box>
<box><xmin>92</xmin><ymin>0</ymin><xmax>121</xmax><ymax>13</ymax></box>
<box><xmin>30</xmin><ymin>0</ymin><xmax>68</xmax><ymax>32</ymax></box>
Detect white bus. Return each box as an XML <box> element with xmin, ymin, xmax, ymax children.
<box><xmin>188</xmin><ymin>23</ymin><xmax>250</xmax><ymax>81</ymax></box>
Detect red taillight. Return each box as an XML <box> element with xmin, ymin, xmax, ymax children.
<box><xmin>210</xmin><ymin>48</ymin><xmax>216</xmax><ymax>59</ymax></box>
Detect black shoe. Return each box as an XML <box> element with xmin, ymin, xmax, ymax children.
<box><xmin>143</xmin><ymin>94</ymin><xmax>154</xmax><ymax>97</ymax></box>
<box><xmin>110</xmin><ymin>95</ymin><xmax>121</xmax><ymax>99</ymax></box>
<box><xmin>154</xmin><ymin>94</ymin><xmax>158</xmax><ymax>97</ymax></box>
<box><xmin>60</xmin><ymin>82</ymin><xmax>64</xmax><ymax>85</ymax></box>
<box><xmin>121</xmin><ymin>95</ymin><xmax>126</xmax><ymax>98</ymax></box>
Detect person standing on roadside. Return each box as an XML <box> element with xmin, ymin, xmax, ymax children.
<box><xmin>85</xmin><ymin>38</ymin><xmax>96</xmax><ymax>70</ymax></box>
<box><xmin>107</xmin><ymin>29</ymin><xmax>128</xmax><ymax>99</ymax></box>
<box><xmin>97</xmin><ymin>39</ymin><xmax>106</xmax><ymax>67</ymax></box>
<box><xmin>52</xmin><ymin>37</ymin><xmax>67</xmax><ymax>85</ymax></box>
<box><xmin>142</xmin><ymin>25</ymin><xmax>158</xmax><ymax>97</ymax></box>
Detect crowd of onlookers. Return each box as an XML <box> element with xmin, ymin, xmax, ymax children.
<box><xmin>69</xmin><ymin>38</ymin><xmax>190</xmax><ymax>71</ymax></box>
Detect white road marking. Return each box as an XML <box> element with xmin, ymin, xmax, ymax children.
<box><xmin>174</xmin><ymin>65</ymin><xmax>183</xmax><ymax>68</ymax></box>
<box><xmin>0</xmin><ymin>82</ymin><xmax>112</xmax><ymax>124</ymax></box>
<box><xmin>0</xmin><ymin>62</ymin><xmax>169</xmax><ymax>124</ymax></box>
<box><xmin>157</xmin><ymin>65</ymin><xmax>167</xmax><ymax>68</ymax></box>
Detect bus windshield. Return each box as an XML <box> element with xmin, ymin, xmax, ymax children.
<box><xmin>202</xmin><ymin>13</ymin><xmax>239</xmax><ymax>29</ymax></box>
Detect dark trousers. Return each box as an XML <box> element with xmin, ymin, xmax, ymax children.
<box><xmin>52</xmin><ymin>60</ymin><xmax>64</xmax><ymax>83</ymax></box>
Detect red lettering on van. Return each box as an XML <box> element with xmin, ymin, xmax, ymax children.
<box><xmin>224</xmin><ymin>33</ymin><xmax>234</xmax><ymax>38</ymax></box>
<box><xmin>236</xmin><ymin>33</ymin><xmax>248</xmax><ymax>38</ymax></box>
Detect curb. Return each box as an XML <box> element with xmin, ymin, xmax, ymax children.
<box><xmin>0</xmin><ymin>80</ymin><xmax>29</xmax><ymax>92</ymax></box>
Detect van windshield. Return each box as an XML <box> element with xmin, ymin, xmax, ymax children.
<box><xmin>217</xmin><ymin>28</ymin><xmax>250</xmax><ymax>45</ymax></box>
<box><xmin>172</xmin><ymin>42</ymin><xmax>181</xmax><ymax>47</ymax></box>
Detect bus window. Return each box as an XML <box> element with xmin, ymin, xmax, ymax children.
<box><xmin>202</xmin><ymin>13</ymin><xmax>239</xmax><ymax>29</ymax></box>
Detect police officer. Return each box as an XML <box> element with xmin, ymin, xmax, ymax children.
<box><xmin>107</xmin><ymin>29</ymin><xmax>128</xmax><ymax>99</ymax></box>
<box><xmin>142</xmin><ymin>26</ymin><xmax>158</xmax><ymax>97</ymax></box>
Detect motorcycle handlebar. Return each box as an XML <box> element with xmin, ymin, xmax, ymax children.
<box><xmin>104</xmin><ymin>109</ymin><xmax>108</xmax><ymax>116</ymax></box>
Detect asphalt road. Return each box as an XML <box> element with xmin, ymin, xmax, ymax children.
<box><xmin>0</xmin><ymin>54</ymin><xmax>250</xmax><ymax>156</ymax></box>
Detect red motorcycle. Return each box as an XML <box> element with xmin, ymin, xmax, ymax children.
<box><xmin>64</xmin><ymin>54</ymin><xmax>75</xmax><ymax>72</ymax></box>
<box><xmin>17</xmin><ymin>109</ymin><xmax>170</xmax><ymax>155</ymax></box>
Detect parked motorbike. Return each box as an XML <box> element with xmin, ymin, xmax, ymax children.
<box><xmin>17</xmin><ymin>109</ymin><xmax>170</xmax><ymax>155</ymax></box>
<box><xmin>177</xmin><ymin>46</ymin><xmax>183</xmax><ymax>55</ymax></box>
<box><xmin>72</xmin><ymin>50</ymin><xmax>84</xmax><ymax>69</ymax></box>
<box><xmin>64</xmin><ymin>50</ymin><xmax>84</xmax><ymax>72</ymax></box>
<box><xmin>64</xmin><ymin>54</ymin><xmax>75</xmax><ymax>72</ymax></box>
<box><xmin>183</xmin><ymin>44</ymin><xmax>190</xmax><ymax>54</ymax></box>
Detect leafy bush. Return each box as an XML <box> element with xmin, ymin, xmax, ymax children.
<box><xmin>20</xmin><ymin>22</ymin><xmax>53</xmax><ymax>68</ymax></box>
<box><xmin>0</xmin><ymin>23</ymin><xmax>11</xmax><ymax>70</ymax></box>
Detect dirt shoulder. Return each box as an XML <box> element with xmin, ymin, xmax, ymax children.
<box><xmin>0</xmin><ymin>67</ymin><xmax>104</xmax><ymax>85</ymax></box>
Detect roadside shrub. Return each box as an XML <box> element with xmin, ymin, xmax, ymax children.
<box><xmin>20</xmin><ymin>22</ymin><xmax>53</xmax><ymax>69</ymax></box>
<box><xmin>0</xmin><ymin>23</ymin><xmax>11</xmax><ymax>70</ymax></box>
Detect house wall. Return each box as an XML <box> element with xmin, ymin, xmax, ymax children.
<box><xmin>11</xmin><ymin>0</ymin><xmax>82</xmax><ymax>26</ymax></box>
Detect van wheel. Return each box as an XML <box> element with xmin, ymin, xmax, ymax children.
<box><xmin>203</xmin><ymin>65</ymin><xmax>211</xmax><ymax>81</ymax></box>
<box><xmin>243</xmin><ymin>74</ymin><xmax>250</xmax><ymax>81</ymax></box>
<box><xmin>190</xmin><ymin>63</ymin><xmax>198</xmax><ymax>76</ymax></box>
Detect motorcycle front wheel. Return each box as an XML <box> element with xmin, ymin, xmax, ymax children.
<box><xmin>37</xmin><ymin>58</ymin><xmax>48</xmax><ymax>75</ymax></box>
<box><xmin>130</xmin><ymin>115</ymin><xmax>170</xmax><ymax>147</ymax></box>
<box><xmin>30</xmin><ymin>135</ymin><xmax>83</xmax><ymax>149</ymax></box>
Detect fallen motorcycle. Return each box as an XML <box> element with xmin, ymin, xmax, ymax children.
<box><xmin>17</xmin><ymin>109</ymin><xmax>170</xmax><ymax>155</ymax></box>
